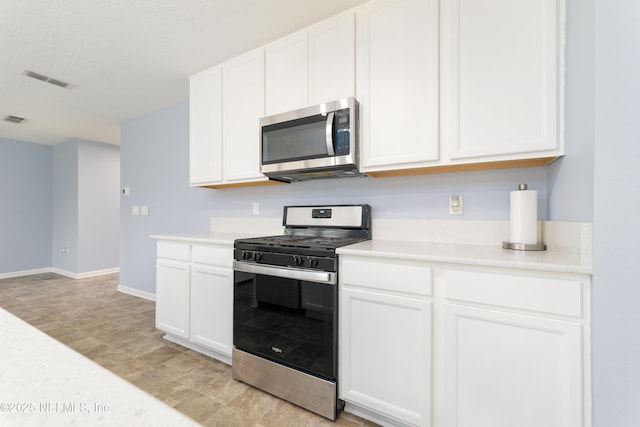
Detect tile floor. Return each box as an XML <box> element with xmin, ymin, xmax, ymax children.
<box><xmin>0</xmin><ymin>273</ymin><xmax>379</xmax><ymax>427</ymax></box>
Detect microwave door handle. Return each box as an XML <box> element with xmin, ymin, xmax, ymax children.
<box><xmin>325</xmin><ymin>111</ymin><xmax>335</xmax><ymax>156</ymax></box>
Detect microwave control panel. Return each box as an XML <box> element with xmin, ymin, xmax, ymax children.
<box><xmin>334</xmin><ymin>108</ymin><xmax>351</xmax><ymax>156</ymax></box>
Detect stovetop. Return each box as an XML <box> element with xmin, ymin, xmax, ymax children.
<box><xmin>235</xmin><ymin>234</ymin><xmax>367</xmax><ymax>251</ymax></box>
<box><xmin>233</xmin><ymin>205</ymin><xmax>371</xmax><ymax>271</ymax></box>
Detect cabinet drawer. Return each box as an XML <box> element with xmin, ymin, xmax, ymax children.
<box><xmin>341</xmin><ymin>258</ymin><xmax>432</xmax><ymax>296</ymax></box>
<box><xmin>445</xmin><ymin>269</ymin><xmax>583</xmax><ymax>317</ymax></box>
<box><xmin>191</xmin><ymin>245</ymin><xmax>233</xmax><ymax>268</ymax></box>
<box><xmin>157</xmin><ymin>241</ymin><xmax>190</xmax><ymax>261</ymax></box>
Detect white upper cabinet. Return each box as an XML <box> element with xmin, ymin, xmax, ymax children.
<box><xmin>189</xmin><ymin>66</ymin><xmax>222</xmax><ymax>186</ymax></box>
<box><xmin>265</xmin><ymin>12</ymin><xmax>355</xmax><ymax>116</ymax></box>
<box><xmin>222</xmin><ymin>48</ymin><xmax>268</xmax><ymax>184</ymax></box>
<box><xmin>189</xmin><ymin>50</ymin><xmax>269</xmax><ymax>188</ymax></box>
<box><xmin>440</xmin><ymin>0</ymin><xmax>563</xmax><ymax>161</ymax></box>
<box><xmin>266</xmin><ymin>32</ymin><xmax>309</xmax><ymax>116</ymax></box>
<box><xmin>308</xmin><ymin>13</ymin><xmax>356</xmax><ymax>106</ymax></box>
<box><xmin>357</xmin><ymin>0</ymin><xmax>440</xmax><ymax>171</ymax></box>
<box><xmin>189</xmin><ymin>0</ymin><xmax>566</xmax><ymax>185</ymax></box>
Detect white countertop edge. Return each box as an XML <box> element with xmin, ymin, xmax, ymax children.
<box><xmin>150</xmin><ymin>232</ymin><xmax>258</xmax><ymax>245</ymax></box>
<box><xmin>337</xmin><ymin>240</ymin><xmax>592</xmax><ymax>275</ymax></box>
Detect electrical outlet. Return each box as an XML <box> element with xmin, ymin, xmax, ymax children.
<box><xmin>253</xmin><ymin>202</ymin><xmax>259</xmax><ymax>216</ymax></box>
<box><xmin>140</xmin><ymin>205</ymin><xmax>149</xmax><ymax>216</ymax></box>
<box><xmin>132</xmin><ymin>205</ymin><xmax>140</xmax><ymax>216</ymax></box>
<box><xmin>449</xmin><ymin>195</ymin><xmax>463</xmax><ymax>215</ymax></box>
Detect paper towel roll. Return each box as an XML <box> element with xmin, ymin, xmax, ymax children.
<box><xmin>509</xmin><ymin>188</ymin><xmax>538</xmax><ymax>244</ymax></box>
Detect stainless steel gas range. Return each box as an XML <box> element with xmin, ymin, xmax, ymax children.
<box><xmin>232</xmin><ymin>204</ymin><xmax>371</xmax><ymax>420</ymax></box>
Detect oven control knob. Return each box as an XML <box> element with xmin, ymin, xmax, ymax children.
<box><xmin>255</xmin><ymin>252</ymin><xmax>263</xmax><ymax>262</ymax></box>
<box><xmin>308</xmin><ymin>258</ymin><xmax>319</xmax><ymax>268</ymax></box>
<box><xmin>293</xmin><ymin>256</ymin><xmax>304</xmax><ymax>266</ymax></box>
<box><xmin>242</xmin><ymin>250</ymin><xmax>253</xmax><ymax>260</ymax></box>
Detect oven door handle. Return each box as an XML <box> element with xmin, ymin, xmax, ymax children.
<box><xmin>233</xmin><ymin>261</ymin><xmax>336</xmax><ymax>285</ymax></box>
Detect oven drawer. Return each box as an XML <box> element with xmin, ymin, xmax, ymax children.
<box><xmin>341</xmin><ymin>257</ymin><xmax>432</xmax><ymax>296</ymax></box>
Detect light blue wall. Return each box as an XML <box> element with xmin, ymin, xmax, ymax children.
<box><xmin>119</xmin><ymin>100</ymin><xmax>547</xmax><ymax>293</ymax></box>
<box><xmin>0</xmin><ymin>138</ymin><xmax>52</xmax><ymax>273</ymax></box>
<box><xmin>120</xmin><ymin>102</ymin><xmax>213</xmax><ymax>293</ymax></box>
<box><xmin>52</xmin><ymin>140</ymin><xmax>79</xmax><ymax>273</ymax></box>
<box><xmin>78</xmin><ymin>141</ymin><xmax>120</xmax><ymax>273</ymax></box>
<box><xmin>204</xmin><ymin>167</ymin><xmax>548</xmax><ymax>221</ymax></box>
<box><xmin>52</xmin><ymin>139</ymin><xmax>120</xmax><ymax>275</ymax></box>
<box><xmin>547</xmin><ymin>0</ymin><xmax>595</xmax><ymax>222</ymax></box>
<box><xmin>592</xmin><ymin>0</ymin><xmax>640</xmax><ymax>425</ymax></box>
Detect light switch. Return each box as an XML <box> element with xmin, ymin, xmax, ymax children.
<box><xmin>140</xmin><ymin>205</ymin><xmax>149</xmax><ymax>216</ymax></box>
<box><xmin>132</xmin><ymin>205</ymin><xmax>140</xmax><ymax>215</ymax></box>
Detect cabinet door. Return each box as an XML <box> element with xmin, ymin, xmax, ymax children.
<box><xmin>441</xmin><ymin>0</ymin><xmax>562</xmax><ymax>160</ymax></box>
<box><xmin>357</xmin><ymin>0</ymin><xmax>439</xmax><ymax>170</ymax></box>
<box><xmin>442</xmin><ymin>303</ymin><xmax>583</xmax><ymax>427</ymax></box>
<box><xmin>265</xmin><ymin>32</ymin><xmax>308</xmax><ymax>116</ymax></box>
<box><xmin>189</xmin><ymin>66</ymin><xmax>223</xmax><ymax>185</ymax></box>
<box><xmin>156</xmin><ymin>259</ymin><xmax>190</xmax><ymax>339</ymax></box>
<box><xmin>340</xmin><ymin>287</ymin><xmax>432</xmax><ymax>426</ymax></box>
<box><xmin>222</xmin><ymin>49</ymin><xmax>267</xmax><ymax>183</ymax></box>
<box><xmin>190</xmin><ymin>264</ymin><xmax>233</xmax><ymax>356</ymax></box>
<box><xmin>309</xmin><ymin>12</ymin><xmax>355</xmax><ymax>105</ymax></box>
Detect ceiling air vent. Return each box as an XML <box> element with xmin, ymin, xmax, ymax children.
<box><xmin>21</xmin><ymin>69</ymin><xmax>71</xmax><ymax>88</ymax></box>
<box><xmin>4</xmin><ymin>115</ymin><xmax>25</xmax><ymax>124</ymax></box>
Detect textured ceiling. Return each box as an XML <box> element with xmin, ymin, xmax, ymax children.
<box><xmin>0</xmin><ymin>0</ymin><xmax>367</xmax><ymax>146</ymax></box>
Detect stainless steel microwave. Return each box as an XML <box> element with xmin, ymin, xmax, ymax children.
<box><xmin>260</xmin><ymin>98</ymin><xmax>361</xmax><ymax>182</ymax></box>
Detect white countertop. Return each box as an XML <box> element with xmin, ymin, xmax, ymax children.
<box><xmin>150</xmin><ymin>231</ymin><xmax>263</xmax><ymax>245</ymax></box>
<box><xmin>150</xmin><ymin>219</ymin><xmax>592</xmax><ymax>275</ymax></box>
<box><xmin>337</xmin><ymin>240</ymin><xmax>592</xmax><ymax>275</ymax></box>
<box><xmin>0</xmin><ymin>308</ymin><xmax>199</xmax><ymax>427</ymax></box>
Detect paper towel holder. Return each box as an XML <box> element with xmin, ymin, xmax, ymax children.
<box><xmin>503</xmin><ymin>183</ymin><xmax>547</xmax><ymax>251</ymax></box>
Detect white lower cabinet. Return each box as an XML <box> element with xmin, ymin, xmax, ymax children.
<box><xmin>190</xmin><ymin>264</ymin><xmax>233</xmax><ymax>356</ymax></box>
<box><xmin>155</xmin><ymin>258</ymin><xmax>191</xmax><ymax>339</ymax></box>
<box><xmin>442</xmin><ymin>304</ymin><xmax>582</xmax><ymax>427</ymax></box>
<box><xmin>155</xmin><ymin>240</ymin><xmax>233</xmax><ymax>363</ymax></box>
<box><xmin>440</xmin><ymin>268</ymin><xmax>586</xmax><ymax>427</ymax></box>
<box><xmin>341</xmin><ymin>287</ymin><xmax>432</xmax><ymax>426</ymax></box>
<box><xmin>340</xmin><ymin>256</ymin><xmax>433</xmax><ymax>427</ymax></box>
<box><xmin>339</xmin><ymin>255</ymin><xmax>590</xmax><ymax>427</ymax></box>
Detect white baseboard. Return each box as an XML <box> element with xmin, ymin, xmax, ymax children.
<box><xmin>51</xmin><ymin>267</ymin><xmax>120</xmax><ymax>279</ymax></box>
<box><xmin>0</xmin><ymin>267</ymin><xmax>52</xmax><ymax>280</ymax></box>
<box><xmin>1</xmin><ymin>267</ymin><xmax>120</xmax><ymax>280</ymax></box>
<box><xmin>117</xmin><ymin>284</ymin><xmax>156</xmax><ymax>301</ymax></box>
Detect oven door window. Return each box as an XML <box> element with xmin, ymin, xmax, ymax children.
<box><xmin>234</xmin><ymin>273</ymin><xmax>337</xmax><ymax>381</ymax></box>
